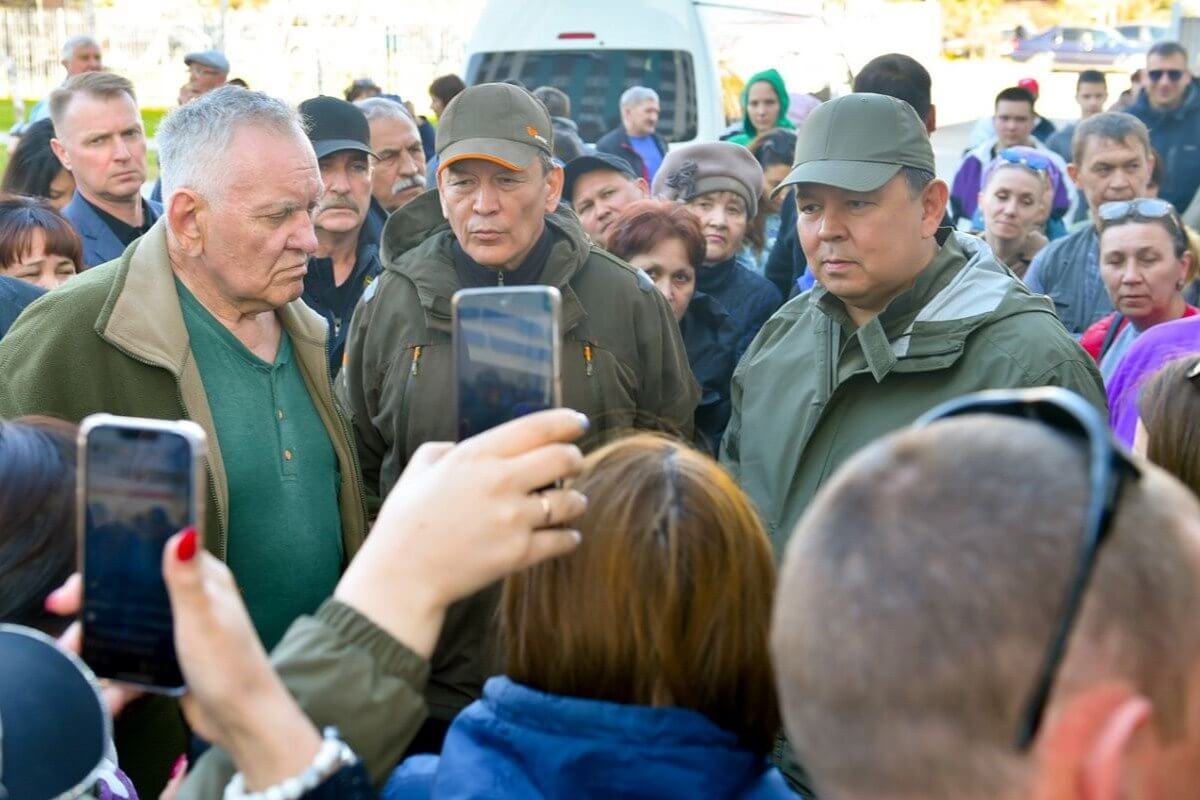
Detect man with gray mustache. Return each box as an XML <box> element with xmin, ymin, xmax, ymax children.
<box><xmin>299</xmin><ymin>96</ymin><xmax>383</xmax><ymax>374</ymax></box>
<box><xmin>356</xmin><ymin>96</ymin><xmax>428</xmax><ymax>223</ymax></box>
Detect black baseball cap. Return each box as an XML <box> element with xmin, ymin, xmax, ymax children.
<box><xmin>298</xmin><ymin>96</ymin><xmax>374</xmax><ymax>160</ymax></box>
<box><xmin>563</xmin><ymin>152</ymin><xmax>639</xmax><ymax>203</ymax></box>
<box><xmin>0</xmin><ymin>624</ymin><xmax>110</xmax><ymax>799</ymax></box>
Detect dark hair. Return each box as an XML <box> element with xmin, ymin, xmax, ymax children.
<box><xmin>604</xmin><ymin>199</ymin><xmax>706</xmax><ymax>270</ymax></box>
<box><xmin>994</xmin><ymin>86</ymin><xmax>1036</xmax><ymax>110</ymax></box>
<box><xmin>748</xmin><ymin>128</ymin><xmax>797</xmax><ymax>170</ymax></box>
<box><xmin>1139</xmin><ymin>356</ymin><xmax>1200</xmax><ymax>499</ymax></box>
<box><xmin>503</xmin><ymin>435</ymin><xmax>780</xmax><ymax>754</ymax></box>
<box><xmin>428</xmin><ymin>74</ymin><xmax>466</xmax><ymax>107</ymax></box>
<box><xmin>227</xmin><ymin>77</ymin><xmax>248</xmax><ymax>89</ymax></box>
<box><xmin>2</xmin><ymin>118</ymin><xmax>70</xmax><ymax>204</ymax></box>
<box><xmin>1071</xmin><ymin>111</ymin><xmax>1152</xmax><ymax>165</ymax></box>
<box><xmin>902</xmin><ymin>166</ymin><xmax>935</xmax><ymax>198</ymax></box>
<box><xmin>1149</xmin><ymin>145</ymin><xmax>1165</xmax><ymax>190</ymax></box>
<box><xmin>0</xmin><ymin>417</ymin><xmax>78</xmax><ymax>636</ymax></box>
<box><xmin>531</xmin><ymin>86</ymin><xmax>570</xmax><ymax>118</ymax></box>
<box><xmin>344</xmin><ymin>78</ymin><xmax>381</xmax><ymax>103</ymax></box>
<box><xmin>0</xmin><ymin>195</ymin><xmax>83</xmax><ymax>274</ymax></box>
<box><xmin>1148</xmin><ymin>41</ymin><xmax>1189</xmax><ymax>63</ymax></box>
<box><xmin>1077</xmin><ymin>69</ymin><xmax>1107</xmax><ymax>88</ymax></box>
<box><xmin>852</xmin><ymin>53</ymin><xmax>932</xmax><ymax>122</ymax></box>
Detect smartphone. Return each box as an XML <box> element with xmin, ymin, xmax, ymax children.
<box><xmin>452</xmin><ymin>286</ymin><xmax>563</xmax><ymax>441</ymax></box>
<box><xmin>78</xmin><ymin>414</ymin><xmax>206</xmax><ymax>694</ymax></box>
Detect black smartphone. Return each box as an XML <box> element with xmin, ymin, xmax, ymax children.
<box><xmin>452</xmin><ymin>286</ymin><xmax>563</xmax><ymax>441</ymax></box>
<box><xmin>78</xmin><ymin>414</ymin><xmax>206</xmax><ymax>694</ymax></box>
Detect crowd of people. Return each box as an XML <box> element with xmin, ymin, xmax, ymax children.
<box><xmin>3</xmin><ymin>28</ymin><xmax>1200</xmax><ymax>800</ymax></box>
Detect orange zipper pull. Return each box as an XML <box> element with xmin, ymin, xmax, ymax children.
<box><xmin>411</xmin><ymin>345</ymin><xmax>422</xmax><ymax>377</ymax></box>
<box><xmin>583</xmin><ymin>344</ymin><xmax>594</xmax><ymax>377</ymax></box>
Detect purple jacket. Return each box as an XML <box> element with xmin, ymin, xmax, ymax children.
<box><xmin>950</xmin><ymin>138</ymin><xmax>1071</xmax><ymax>226</ymax></box>
<box><xmin>1106</xmin><ymin>315</ymin><xmax>1200</xmax><ymax>444</ymax></box>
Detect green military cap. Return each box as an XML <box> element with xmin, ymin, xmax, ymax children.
<box><xmin>436</xmin><ymin>82</ymin><xmax>554</xmax><ymax>174</ymax></box>
<box><xmin>774</xmin><ymin>93</ymin><xmax>935</xmax><ymax>195</ymax></box>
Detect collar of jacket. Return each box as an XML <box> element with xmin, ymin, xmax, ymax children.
<box><xmin>1131</xmin><ymin>81</ymin><xmax>1200</xmax><ymax>123</ymax></box>
<box><xmin>380</xmin><ymin>189</ymin><xmax>591</xmax><ymax>334</ymax></box>
<box><xmin>93</xmin><ymin>218</ymin><xmax>366</xmax><ymax>557</ymax></box>
<box><xmin>812</xmin><ymin>230</ymin><xmax>1018</xmax><ymax>382</ymax></box>
<box><xmin>696</xmin><ymin>256</ymin><xmax>739</xmax><ymax>295</ymax></box>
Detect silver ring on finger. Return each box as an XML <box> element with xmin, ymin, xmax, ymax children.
<box><xmin>539</xmin><ymin>492</ymin><xmax>552</xmax><ymax>528</ymax></box>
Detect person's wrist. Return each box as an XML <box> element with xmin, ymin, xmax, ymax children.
<box><xmin>223</xmin><ymin>680</ymin><xmax>323</xmax><ymax>790</ymax></box>
<box><xmin>333</xmin><ymin>559</ymin><xmax>448</xmax><ymax>659</ymax></box>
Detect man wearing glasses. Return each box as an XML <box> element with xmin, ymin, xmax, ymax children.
<box><xmin>773</xmin><ymin>387</ymin><xmax>1200</xmax><ymax>800</ymax></box>
<box><xmin>1129</xmin><ymin>41</ymin><xmax>1200</xmax><ymax>212</ymax></box>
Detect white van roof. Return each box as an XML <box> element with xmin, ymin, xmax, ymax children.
<box><xmin>466</xmin><ymin>0</ymin><xmax>709</xmax><ymax>54</ymax></box>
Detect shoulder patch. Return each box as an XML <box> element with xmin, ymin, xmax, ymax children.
<box><xmin>361</xmin><ymin>278</ymin><xmax>380</xmax><ymax>304</ymax></box>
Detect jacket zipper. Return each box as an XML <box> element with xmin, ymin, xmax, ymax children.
<box><xmin>398</xmin><ymin>344</ymin><xmax>423</xmax><ymax>444</ymax></box>
<box><xmin>581</xmin><ymin>343</ymin><xmax>602</xmax><ymax>433</ymax></box>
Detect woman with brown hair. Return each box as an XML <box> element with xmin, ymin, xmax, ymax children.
<box><xmin>1134</xmin><ymin>354</ymin><xmax>1200</xmax><ymax>498</ymax></box>
<box><xmin>0</xmin><ymin>194</ymin><xmax>84</xmax><ymax>291</ymax></box>
<box><xmin>384</xmin><ymin>434</ymin><xmax>791</xmax><ymax>798</ymax></box>
<box><xmin>606</xmin><ymin>200</ymin><xmax>738</xmax><ymax>453</ymax></box>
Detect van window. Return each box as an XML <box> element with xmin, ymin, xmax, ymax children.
<box><xmin>467</xmin><ymin>50</ymin><xmax>697</xmax><ymax>143</ymax></box>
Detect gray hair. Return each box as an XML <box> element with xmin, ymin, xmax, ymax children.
<box><xmin>354</xmin><ymin>96</ymin><xmax>415</xmax><ymax>125</ymax></box>
<box><xmin>156</xmin><ymin>86</ymin><xmax>308</xmax><ymax>203</ymax></box>
<box><xmin>620</xmin><ymin>86</ymin><xmax>659</xmax><ymax>109</ymax></box>
<box><xmin>1071</xmin><ymin>111</ymin><xmax>1151</xmax><ymax>165</ymax></box>
<box><xmin>61</xmin><ymin>35</ymin><xmax>98</xmax><ymax>61</ymax></box>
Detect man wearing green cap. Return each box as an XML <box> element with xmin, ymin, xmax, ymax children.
<box><xmin>723</xmin><ymin>92</ymin><xmax>1106</xmax><ymax>571</ymax></box>
<box><xmin>338</xmin><ymin>82</ymin><xmax>698</xmax><ymax>748</ymax></box>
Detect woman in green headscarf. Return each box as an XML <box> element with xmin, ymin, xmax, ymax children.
<box><xmin>728</xmin><ymin>68</ymin><xmax>795</xmax><ymax>146</ymax></box>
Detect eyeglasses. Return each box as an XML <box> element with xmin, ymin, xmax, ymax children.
<box><xmin>915</xmin><ymin>387</ymin><xmax>1141</xmax><ymax>751</ymax></box>
<box><xmin>1148</xmin><ymin>69</ymin><xmax>1186</xmax><ymax>83</ymax></box>
<box><xmin>998</xmin><ymin>148</ymin><xmax>1051</xmax><ymax>173</ymax></box>
<box><xmin>1097</xmin><ymin>198</ymin><xmax>1187</xmax><ymax>253</ymax></box>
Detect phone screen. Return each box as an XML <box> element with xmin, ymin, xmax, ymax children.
<box><xmin>454</xmin><ymin>288</ymin><xmax>559</xmax><ymax>440</ymax></box>
<box><xmin>81</xmin><ymin>424</ymin><xmax>196</xmax><ymax>691</ymax></box>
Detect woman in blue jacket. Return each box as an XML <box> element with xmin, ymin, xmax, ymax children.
<box><xmin>385</xmin><ymin>434</ymin><xmax>794</xmax><ymax>799</ymax></box>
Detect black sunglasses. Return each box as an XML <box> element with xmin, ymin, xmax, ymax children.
<box><xmin>1148</xmin><ymin>69</ymin><xmax>1186</xmax><ymax>83</ymax></box>
<box><xmin>915</xmin><ymin>387</ymin><xmax>1141</xmax><ymax>750</ymax></box>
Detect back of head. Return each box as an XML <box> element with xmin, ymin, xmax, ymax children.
<box><xmin>49</xmin><ymin>71</ymin><xmax>136</xmax><ymax>133</ymax></box>
<box><xmin>0</xmin><ymin>194</ymin><xmax>83</xmax><ymax>273</ymax></box>
<box><xmin>748</xmin><ymin>128</ymin><xmax>798</xmax><ymax>170</ymax></box>
<box><xmin>1139</xmin><ymin>355</ymin><xmax>1200</xmax><ymax>500</ymax></box>
<box><xmin>0</xmin><ymin>417</ymin><xmax>78</xmax><ymax>635</ymax></box>
<box><xmin>532</xmin><ymin>86</ymin><xmax>571</xmax><ymax>119</ymax></box>
<box><xmin>773</xmin><ymin>416</ymin><xmax>1200</xmax><ymax>800</ymax></box>
<box><xmin>1071</xmin><ymin>110</ymin><xmax>1150</xmax><ymax>166</ymax></box>
<box><xmin>2</xmin><ymin>118</ymin><xmax>65</xmax><ymax>201</ymax></box>
<box><xmin>502</xmin><ymin>434</ymin><xmax>779</xmax><ymax>753</ymax></box>
<box><xmin>852</xmin><ymin>53</ymin><xmax>932</xmax><ymax>123</ymax></box>
<box><xmin>155</xmin><ymin>86</ymin><xmax>305</xmax><ymax>204</ymax></box>
<box><xmin>429</xmin><ymin>73</ymin><xmax>466</xmax><ymax>107</ymax></box>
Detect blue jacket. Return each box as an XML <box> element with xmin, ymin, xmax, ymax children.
<box><xmin>384</xmin><ymin>677</ymin><xmax>794</xmax><ymax>800</ymax></box>
<box><xmin>595</xmin><ymin>127</ymin><xmax>668</xmax><ymax>184</ymax></box>
<box><xmin>62</xmin><ymin>191</ymin><xmax>162</xmax><ymax>268</ymax></box>
<box><xmin>1129</xmin><ymin>83</ymin><xmax>1200</xmax><ymax>212</ymax></box>
<box><xmin>0</xmin><ymin>274</ymin><xmax>43</xmax><ymax>338</ymax></box>
<box><xmin>681</xmin><ymin>291</ymin><xmax>738</xmax><ymax>455</ymax></box>
<box><xmin>697</xmin><ymin>256</ymin><xmax>784</xmax><ymax>361</ymax></box>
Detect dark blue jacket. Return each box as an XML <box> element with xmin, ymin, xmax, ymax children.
<box><xmin>595</xmin><ymin>127</ymin><xmax>667</xmax><ymax>184</ymax></box>
<box><xmin>1129</xmin><ymin>83</ymin><xmax>1200</xmax><ymax>212</ymax></box>
<box><xmin>697</xmin><ymin>256</ymin><xmax>784</xmax><ymax>361</ymax></box>
<box><xmin>302</xmin><ymin>217</ymin><xmax>384</xmax><ymax>376</ymax></box>
<box><xmin>61</xmin><ymin>191</ymin><xmax>163</xmax><ymax>268</ymax></box>
<box><xmin>382</xmin><ymin>676</ymin><xmax>795</xmax><ymax>800</ymax></box>
<box><xmin>681</xmin><ymin>291</ymin><xmax>737</xmax><ymax>455</ymax></box>
<box><xmin>764</xmin><ymin>190</ymin><xmax>807</xmax><ymax>299</ymax></box>
<box><xmin>0</xmin><ymin>275</ymin><xmax>43</xmax><ymax>339</ymax></box>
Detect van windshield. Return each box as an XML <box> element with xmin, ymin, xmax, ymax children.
<box><xmin>467</xmin><ymin>49</ymin><xmax>698</xmax><ymax>143</ymax></box>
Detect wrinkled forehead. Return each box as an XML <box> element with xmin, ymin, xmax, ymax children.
<box><xmin>369</xmin><ymin>114</ymin><xmax>420</xmax><ymax>142</ymax></box>
<box><xmin>224</xmin><ymin>127</ymin><xmax>320</xmax><ymax>204</ymax></box>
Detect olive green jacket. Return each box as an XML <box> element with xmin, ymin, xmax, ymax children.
<box><xmin>0</xmin><ymin>220</ymin><xmax>368</xmax><ymax>793</ymax></box>
<box><xmin>338</xmin><ymin>189</ymin><xmax>698</xmax><ymax>720</ymax></box>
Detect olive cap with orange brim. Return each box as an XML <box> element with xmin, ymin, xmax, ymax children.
<box><xmin>436</xmin><ymin>82</ymin><xmax>555</xmax><ymax>174</ymax></box>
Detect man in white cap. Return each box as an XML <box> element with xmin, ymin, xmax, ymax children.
<box><xmin>184</xmin><ymin>49</ymin><xmax>229</xmax><ymax>97</ymax></box>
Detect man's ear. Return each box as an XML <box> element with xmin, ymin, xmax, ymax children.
<box><xmin>167</xmin><ymin>189</ymin><xmax>205</xmax><ymax>258</ymax></box>
<box><xmin>1068</xmin><ymin>162</ymin><xmax>1081</xmax><ymax>185</ymax></box>
<box><xmin>544</xmin><ymin>165</ymin><xmax>565</xmax><ymax>213</ymax></box>
<box><xmin>925</xmin><ymin>104</ymin><xmax>937</xmax><ymax>134</ymax></box>
<box><xmin>635</xmin><ymin>177</ymin><xmax>650</xmax><ymax>199</ymax></box>
<box><xmin>921</xmin><ymin>179</ymin><xmax>950</xmax><ymax>238</ymax></box>
<box><xmin>1033</xmin><ymin>685</ymin><xmax>1153</xmax><ymax>800</ymax></box>
<box><xmin>436</xmin><ymin>168</ymin><xmax>451</xmax><ymax>219</ymax></box>
<box><xmin>50</xmin><ymin>138</ymin><xmax>70</xmax><ymax>171</ymax></box>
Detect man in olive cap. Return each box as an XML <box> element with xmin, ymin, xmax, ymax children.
<box><xmin>338</xmin><ymin>81</ymin><xmax>698</xmax><ymax>750</ymax></box>
<box><xmin>724</xmin><ymin>90</ymin><xmax>1107</xmax><ymax>614</ymax></box>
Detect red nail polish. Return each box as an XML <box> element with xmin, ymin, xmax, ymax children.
<box><xmin>170</xmin><ymin>753</ymin><xmax>187</xmax><ymax>779</ymax></box>
<box><xmin>176</xmin><ymin>528</ymin><xmax>198</xmax><ymax>562</ymax></box>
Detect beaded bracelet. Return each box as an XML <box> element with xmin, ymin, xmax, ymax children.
<box><xmin>223</xmin><ymin>727</ymin><xmax>358</xmax><ymax>800</ymax></box>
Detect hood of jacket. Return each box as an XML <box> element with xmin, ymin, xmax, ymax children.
<box><xmin>1129</xmin><ymin>81</ymin><xmax>1200</xmax><ymax>126</ymax></box>
<box><xmin>739</xmin><ymin>68</ymin><xmax>796</xmax><ymax>140</ymax></box>
<box><xmin>379</xmin><ymin>188</ymin><xmax>595</xmax><ymax>330</ymax></box>
<box><xmin>399</xmin><ymin>676</ymin><xmax>789</xmax><ymax>799</ymax></box>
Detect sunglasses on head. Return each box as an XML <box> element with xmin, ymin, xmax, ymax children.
<box><xmin>1148</xmin><ymin>69</ymin><xmax>1186</xmax><ymax>83</ymax></box>
<box><xmin>998</xmin><ymin>149</ymin><xmax>1051</xmax><ymax>173</ymax></box>
<box><xmin>915</xmin><ymin>388</ymin><xmax>1141</xmax><ymax>751</ymax></box>
<box><xmin>1097</xmin><ymin>198</ymin><xmax>1187</xmax><ymax>252</ymax></box>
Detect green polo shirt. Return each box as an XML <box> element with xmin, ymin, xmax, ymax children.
<box><xmin>177</xmin><ymin>279</ymin><xmax>343</xmax><ymax>649</ymax></box>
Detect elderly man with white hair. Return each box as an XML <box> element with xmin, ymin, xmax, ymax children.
<box><xmin>25</xmin><ymin>34</ymin><xmax>103</xmax><ymax>123</ymax></box>
<box><xmin>596</xmin><ymin>85</ymin><xmax>667</xmax><ymax>182</ymax></box>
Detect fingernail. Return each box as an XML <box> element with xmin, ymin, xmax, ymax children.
<box><xmin>176</xmin><ymin>528</ymin><xmax>198</xmax><ymax>562</ymax></box>
<box><xmin>170</xmin><ymin>753</ymin><xmax>187</xmax><ymax>779</ymax></box>
<box><xmin>575</xmin><ymin>412</ymin><xmax>590</xmax><ymax>431</ymax></box>
<box><xmin>569</xmin><ymin>530</ymin><xmax>582</xmax><ymax>544</ymax></box>
<box><xmin>43</xmin><ymin>590</ymin><xmax>60</xmax><ymax>612</ymax></box>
